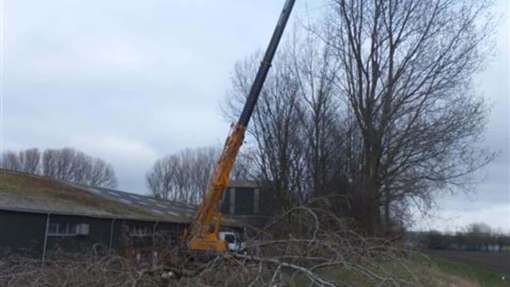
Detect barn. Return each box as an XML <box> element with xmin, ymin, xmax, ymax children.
<box><xmin>0</xmin><ymin>169</ymin><xmax>280</xmax><ymax>260</ymax></box>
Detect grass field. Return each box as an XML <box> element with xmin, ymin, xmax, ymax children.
<box><xmin>288</xmin><ymin>251</ymin><xmax>509</xmax><ymax>287</ymax></box>
<box><xmin>429</xmin><ymin>250</ymin><xmax>510</xmax><ymax>287</ymax></box>
<box><xmin>432</xmin><ymin>257</ymin><xmax>508</xmax><ymax>287</ymax></box>
<box><xmin>428</xmin><ymin>250</ymin><xmax>510</xmax><ymax>275</ymax></box>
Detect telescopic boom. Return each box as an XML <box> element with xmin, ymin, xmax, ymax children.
<box><xmin>188</xmin><ymin>0</ymin><xmax>296</xmax><ymax>252</ymax></box>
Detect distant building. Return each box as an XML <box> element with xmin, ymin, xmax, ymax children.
<box><xmin>221</xmin><ymin>180</ymin><xmax>282</xmax><ymax>227</ymax></box>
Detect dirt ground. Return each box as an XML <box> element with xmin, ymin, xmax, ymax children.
<box><xmin>428</xmin><ymin>250</ymin><xmax>510</xmax><ymax>275</ymax></box>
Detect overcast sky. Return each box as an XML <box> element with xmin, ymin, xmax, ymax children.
<box><xmin>0</xmin><ymin>0</ymin><xmax>508</xmax><ymax>232</ymax></box>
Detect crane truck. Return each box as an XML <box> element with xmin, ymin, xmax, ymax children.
<box><xmin>186</xmin><ymin>0</ymin><xmax>296</xmax><ymax>252</ymax></box>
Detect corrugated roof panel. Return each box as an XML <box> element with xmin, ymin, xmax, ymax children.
<box><xmin>118</xmin><ymin>198</ymin><xmax>133</xmax><ymax>205</ymax></box>
<box><xmin>151</xmin><ymin>209</ymin><xmax>164</xmax><ymax>215</ymax></box>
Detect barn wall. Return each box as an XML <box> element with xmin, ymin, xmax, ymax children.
<box><xmin>259</xmin><ymin>189</ymin><xmax>278</xmax><ymax>216</ymax></box>
<box><xmin>221</xmin><ymin>186</ymin><xmax>281</xmax><ymax>217</ymax></box>
<box><xmin>234</xmin><ymin>187</ymin><xmax>255</xmax><ymax>215</ymax></box>
<box><xmin>220</xmin><ymin>185</ymin><xmax>284</xmax><ymax>227</ymax></box>
<box><xmin>0</xmin><ymin>210</ymin><xmax>46</xmax><ymax>256</ymax></box>
<box><xmin>0</xmin><ymin>209</ymin><xmax>187</xmax><ymax>258</ymax></box>
<box><xmin>46</xmin><ymin>215</ymin><xmax>112</xmax><ymax>254</ymax></box>
<box><xmin>220</xmin><ymin>188</ymin><xmax>231</xmax><ymax>214</ymax></box>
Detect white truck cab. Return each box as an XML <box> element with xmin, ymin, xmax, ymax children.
<box><xmin>219</xmin><ymin>231</ymin><xmax>246</xmax><ymax>252</ymax></box>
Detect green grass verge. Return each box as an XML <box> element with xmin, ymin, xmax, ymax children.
<box><xmin>288</xmin><ymin>253</ymin><xmax>509</xmax><ymax>287</ymax></box>
<box><xmin>431</xmin><ymin>256</ymin><xmax>510</xmax><ymax>287</ymax></box>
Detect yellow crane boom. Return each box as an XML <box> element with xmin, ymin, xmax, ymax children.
<box><xmin>188</xmin><ymin>0</ymin><xmax>296</xmax><ymax>252</ymax></box>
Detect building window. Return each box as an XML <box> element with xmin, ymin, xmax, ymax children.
<box><xmin>129</xmin><ymin>226</ymin><xmax>153</xmax><ymax>237</ymax></box>
<box><xmin>48</xmin><ymin>222</ymin><xmax>89</xmax><ymax>237</ymax></box>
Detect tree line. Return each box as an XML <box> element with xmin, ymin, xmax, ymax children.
<box><xmin>145</xmin><ymin>146</ymin><xmax>251</xmax><ymax>205</ymax></box>
<box><xmin>0</xmin><ymin>147</ymin><xmax>118</xmax><ymax>188</ymax></box>
<box><xmin>415</xmin><ymin>223</ymin><xmax>510</xmax><ymax>252</ymax></box>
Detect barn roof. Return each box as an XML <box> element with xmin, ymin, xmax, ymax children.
<box><xmin>79</xmin><ymin>185</ymin><xmax>197</xmax><ymax>222</ymax></box>
<box><xmin>0</xmin><ymin>169</ymin><xmax>197</xmax><ymax>223</ymax></box>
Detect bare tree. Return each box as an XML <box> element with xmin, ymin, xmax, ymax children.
<box><xmin>41</xmin><ymin>148</ymin><xmax>117</xmax><ymax>188</ymax></box>
<box><xmin>147</xmin><ymin>145</ymin><xmax>253</xmax><ymax>204</ymax></box>
<box><xmin>465</xmin><ymin>222</ymin><xmax>492</xmax><ymax>235</ymax></box>
<box><xmin>19</xmin><ymin>148</ymin><xmax>41</xmax><ymax>174</ymax></box>
<box><xmin>87</xmin><ymin>158</ymin><xmax>118</xmax><ymax>188</ymax></box>
<box><xmin>146</xmin><ymin>154</ymin><xmax>176</xmax><ymax>201</ymax></box>
<box><xmin>1</xmin><ymin>151</ymin><xmax>21</xmax><ymax>171</ymax></box>
<box><xmin>225</xmin><ymin>35</ymin><xmax>364</xmax><ymax>209</ymax></box>
<box><xmin>291</xmin><ymin>31</ymin><xmax>350</xmax><ymax>199</ymax></box>
<box><xmin>1</xmin><ymin>148</ymin><xmax>41</xmax><ymax>174</ymax></box>
<box><xmin>322</xmin><ymin>0</ymin><xmax>493</xmax><ymax>233</ymax></box>
<box><xmin>147</xmin><ymin>147</ymin><xmax>212</xmax><ymax>204</ymax></box>
<box><xmin>226</xmin><ymin>51</ymin><xmax>308</xmax><ymax>206</ymax></box>
<box><xmin>1</xmin><ymin>147</ymin><xmax>117</xmax><ymax>188</ymax></box>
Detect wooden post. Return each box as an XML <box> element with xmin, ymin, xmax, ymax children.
<box><xmin>41</xmin><ymin>214</ymin><xmax>50</xmax><ymax>266</ymax></box>
<box><xmin>109</xmin><ymin>218</ymin><xmax>116</xmax><ymax>250</ymax></box>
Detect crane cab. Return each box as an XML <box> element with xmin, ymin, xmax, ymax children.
<box><xmin>219</xmin><ymin>231</ymin><xmax>246</xmax><ymax>252</ymax></box>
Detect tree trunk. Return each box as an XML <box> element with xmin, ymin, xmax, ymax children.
<box><xmin>364</xmin><ymin>149</ymin><xmax>380</xmax><ymax>235</ymax></box>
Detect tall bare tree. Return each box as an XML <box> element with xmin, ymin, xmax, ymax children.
<box><xmin>291</xmin><ymin>31</ymin><xmax>348</xmax><ymax>198</ymax></box>
<box><xmin>324</xmin><ymin>0</ymin><xmax>493</xmax><ymax>233</ymax></box>
<box><xmin>226</xmin><ymin>51</ymin><xmax>308</xmax><ymax>206</ymax></box>
<box><xmin>225</xmin><ymin>34</ymin><xmax>364</xmax><ymax>209</ymax></box>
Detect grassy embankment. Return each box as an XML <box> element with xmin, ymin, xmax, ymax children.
<box><xmin>290</xmin><ymin>252</ymin><xmax>509</xmax><ymax>287</ymax></box>
<box><xmin>431</xmin><ymin>255</ymin><xmax>509</xmax><ymax>287</ymax></box>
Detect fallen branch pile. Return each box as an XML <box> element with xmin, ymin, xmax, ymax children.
<box><xmin>0</xmin><ymin>207</ymin><xmax>430</xmax><ymax>287</ymax></box>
